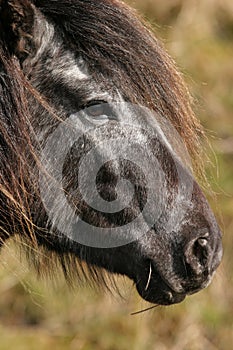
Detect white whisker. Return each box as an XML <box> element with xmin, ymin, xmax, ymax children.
<box><xmin>145</xmin><ymin>261</ymin><xmax>152</xmax><ymax>291</ymax></box>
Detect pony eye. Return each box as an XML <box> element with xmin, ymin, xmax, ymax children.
<box><xmin>85</xmin><ymin>101</ymin><xmax>107</xmax><ymax>117</ymax></box>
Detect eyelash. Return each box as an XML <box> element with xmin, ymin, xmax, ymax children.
<box><xmin>85</xmin><ymin>100</ymin><xmax>107</xmax><ymax>108</ymax></box>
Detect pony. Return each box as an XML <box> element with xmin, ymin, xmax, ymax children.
<box><xmin>0</xmin><ymin>0</ymin><xmax>222</xmax><ymax>306</ymax></box>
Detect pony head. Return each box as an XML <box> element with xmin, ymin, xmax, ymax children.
<box><xmin>0</xmin><ymin>0</ymin><xmax>222</xmax><ymax>305</ymax></box>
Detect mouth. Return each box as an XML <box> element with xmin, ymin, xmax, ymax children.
<box><xmin>135</xmin><ymin>260</ymin><xmax>187</xmax><ymax>305</ymax></box>
<box><xmin>134</xmin><ymin>226</ymin><xmax>222</xmax><ymax>305</ymax></box>
<box><xmin>135</xmin><ymin>259</ymin><xmax>218</xmax><ymax>305</ymax></box>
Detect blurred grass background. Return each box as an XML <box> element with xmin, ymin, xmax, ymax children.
<box><xmin>0</xmin><ymin>0</ymin><xmax>232</xmax><ymax>349</ymax></box>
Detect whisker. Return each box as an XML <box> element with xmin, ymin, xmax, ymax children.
<box><xmin>131</xmin><ymin>304</ymin><xmax>160</xmax><ymax>315</ymax></box>
<box><xmin>145</xmin><ymin>261</ymin><xmax>152</xmax><ymax>291</ymax></box>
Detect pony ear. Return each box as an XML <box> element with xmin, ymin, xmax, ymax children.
<box><xmin>0</xmin><ymin>0</ymin><xmax>35</xmax><ymax>59</ymax></box>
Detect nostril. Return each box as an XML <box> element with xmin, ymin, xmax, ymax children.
<box><xmin>197</xmin><ymin>238</ymin><xmax>208</xmax><ymax>248</ymax></box>
<box><xmin>184</xmin><ymin>234</ymin><xmax>211</xmax><ymax>275</ymax></box>
<box><xmin>193</xmin><ymin>237</ymin><xmax>209</xmax><ymax>262</ymax></box>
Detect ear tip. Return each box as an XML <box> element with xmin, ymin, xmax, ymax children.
<box><xmin>0</xmin><ymin>0</ymin><xmax>34</xmax><ymax>58</ymax></box>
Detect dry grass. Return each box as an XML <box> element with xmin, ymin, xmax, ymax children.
<box><xmin>0</xmin><ymin>1</ymin><xmax>232</xmax><ymax>349</ymax></box>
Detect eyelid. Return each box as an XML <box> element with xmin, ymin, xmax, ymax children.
<box><xmin>85</xmin><ymin>100</ymin><xmax>107</xmax><ymax>108</ymax></box>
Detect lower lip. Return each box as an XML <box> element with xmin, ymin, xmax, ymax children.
<box><xmin>137</xmin><ymin>280</ymin><xmax>186</xmax><ymax>305</ymax></box>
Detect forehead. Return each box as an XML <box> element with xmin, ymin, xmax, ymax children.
<box><xmin>24</xmin><ymin>8</ymin><xmax>115</xmax><ymax>105</ymax></box>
